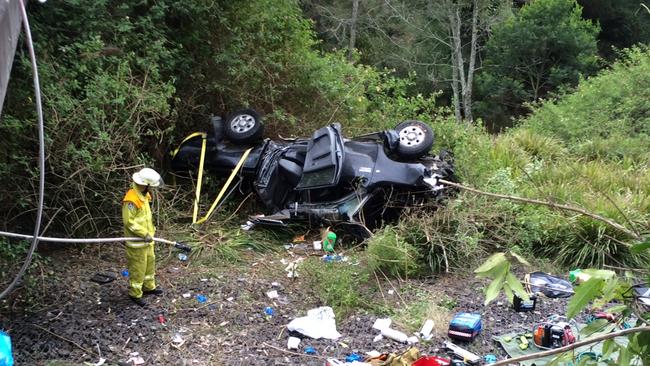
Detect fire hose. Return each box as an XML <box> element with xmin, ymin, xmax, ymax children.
<box><xmin>0</xmin><ymin>231</ymin><xmax>192</xmax><ymax>252</ymax></box>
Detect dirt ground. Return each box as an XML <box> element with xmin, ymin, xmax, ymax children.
<box><xmin>0</xmin><ymin>241</ymin><xmax>571</xmax><ymax>366</ymax></box>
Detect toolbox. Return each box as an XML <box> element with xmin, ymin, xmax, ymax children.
<box><xmin>448</xmin><ymin>313</ymin><xmax>482</xmax><ymax>341</ymax></box>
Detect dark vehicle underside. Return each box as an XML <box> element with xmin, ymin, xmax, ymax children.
<box><xmin>171</xmin><ymin>110</ymin><xmax>456</xmax><ymax>238</ymax></box>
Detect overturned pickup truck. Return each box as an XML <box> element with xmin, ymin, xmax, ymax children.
<box><xmin>171</xmin><ymin>109</ymin><xmax>456</xmax><ymax>238</ymax></box>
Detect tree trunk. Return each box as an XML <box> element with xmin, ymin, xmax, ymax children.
<box><xmin>450</xmin><ymin>50</ymin><xmax>462</xmax><ymax>123</ymax></box>
<box><xmin>450</xmin><ymin>7</ymin><xmax>465</xmax><ymax>122</ymax></box>
<box><xmin>463</xmin><ymin>0</ymin><xmax>480</xmax><ymax>123</ymax></box>
<box><xmin>348</xmin><ymin>0</ymin><xmax>360</xmax><ymax>62</ymax></box>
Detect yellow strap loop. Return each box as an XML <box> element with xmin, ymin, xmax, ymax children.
<box><xmin>192</xmin><ymin>135</ymin><xmax>207</xmax><ymax>223</ymax></box>
<box><xmin>194</xmin><ymin>148</ymin><xmax>253</xmax><ymax>225</ymax></box>
<box><xmin>170</xmin><ymin>132</ymin><xmax>206</xmax><ymax>159</ymax></box>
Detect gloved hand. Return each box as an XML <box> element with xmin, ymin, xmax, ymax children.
<box><xmin>144</xmin><ymin>234</ymin><xmax>152</xmax><ymax>242</ymax></box>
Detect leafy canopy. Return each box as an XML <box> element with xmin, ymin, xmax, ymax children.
<box><xmin>476</xmin><ymin>0</ymin><xmax>600</xmax><ymax>121</ymax></box>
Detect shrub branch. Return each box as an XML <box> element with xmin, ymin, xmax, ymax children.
<box><xmin>438</xmin><ymin>179</ymin><xmax>641</xmax><ymax>241</ymax></box>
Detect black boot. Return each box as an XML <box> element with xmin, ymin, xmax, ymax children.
<box><xmin>143</xmin><ymin>288</ymin><xmax>163</xmax><ymax>296</ymax></box>
<box><xmin>129</xmin><ymin>296</ymin><xmax>147</xmax><ymax>307</ymax></box>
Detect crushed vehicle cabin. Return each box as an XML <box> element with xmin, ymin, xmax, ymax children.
<box><xmin>170</xmin><ymin>109</ymin><xmax>456</xmax><ymax>237</ymax></box>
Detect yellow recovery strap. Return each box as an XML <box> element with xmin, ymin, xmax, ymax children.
<box><xmin>171</xmin><ymin>132</ymin><xmax>252</xmax><ymax>225</ymax></box>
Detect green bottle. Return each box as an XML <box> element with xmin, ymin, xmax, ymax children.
<box><xmin>323</xmin><ymin>232</ymin><xmax>337</xmax><ymax>252</ymax></box>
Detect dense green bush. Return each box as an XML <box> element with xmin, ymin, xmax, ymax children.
<box><xmin>476</xmin><ymin>0</ymin><xmax>599</xmax><ymax>123</ymax></box>
<box><xmin>522</xmin><ymin>47</ymin><xmax>650</xmax><ymax>162</ymax></box>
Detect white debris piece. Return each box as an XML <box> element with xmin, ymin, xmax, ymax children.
<box><xmin>287</xmin><ymin>306</ymin><xmax>342</xmax><ymax>340</ymax></box>
<box><xmin>266</xmin><ymin>290</ymin><xmax>279</xmax><ymax>299</ymax></box>
<box><xmin>419</xmin><ymin>319</ymin><xmax>434</xmax><ymax>340</ymax></box>
<box><xmin>372</xmin><ymin>318</ymin><xmax>392</xmax><ymax>331</ymax></box>
<box><xmin>287</xmin><ymin>336</ymin><xmax>301</xmax><ymax>350</ymax></box>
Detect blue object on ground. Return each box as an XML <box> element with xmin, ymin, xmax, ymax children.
<box><xmin>345</xmin><ymin>353</ymin><xmax>363</xmax><ymax>362</ymax></box>
<box><xmin>484</xmin><ymin>354</ymin><xmax>497</xmax><ymax>364</ymax></box>
<box><xmin>448</xmin><ymin>312</ymin><xmax>482</xmax><ymax>341</ymax></box>
<box><xmin>196</xmin><ymin>294</ymin><xmax>207</xmax><ymax>303</ymax></box>
<box><xmin>0</xmin><ymin>331</ymin><xmax>14</xmax><ymax>366</ymax></box>
<box><xmin>264</xmin><ymin>306</ymin><xmax>274</xmax><ymax>316</ymax></box>
<box><xmin>121</xmin><ymin>269</ymin><xmax>129</xmax><ymax>277</ymax></box>
<box><xmin>304</xmin><ymin>346</ymin><xmax>316</xmax><ymax>355</ymax></box>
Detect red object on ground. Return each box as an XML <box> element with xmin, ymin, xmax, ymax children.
<box><xmin>413</xmin><ymin>355</ymin><xmax>452</xmax><ymax>366</ymax></box>
<box><xmin>157</xmin><ymin>314</ymin><xmax>165</xmax><ymax>324</ymax></box>
<box><xmin>593</xmin><ymin>311</ymin><xmax>616</xmax><ymax>322</ymax></box>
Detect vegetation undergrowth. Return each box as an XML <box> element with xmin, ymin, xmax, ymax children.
<box><xmin>302</xmin><ymin>255</ymin><xmax>372</xmax><ymax>318</ymax></box>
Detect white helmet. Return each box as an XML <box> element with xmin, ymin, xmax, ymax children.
<box><xmin>132</xmin><ymin>168</ymin><xmax>162</xmax><ymax>187</ymax></box>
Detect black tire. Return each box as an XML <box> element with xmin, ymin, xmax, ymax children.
<box><xmin>224</xmin><ymin>109</ymin><xmax>264</xmax><ymax>144</ymax></box>
<box><xmin>394</xmin><ymin>120</ymin><xmax>434</xmax><ymax>158</ymax></box>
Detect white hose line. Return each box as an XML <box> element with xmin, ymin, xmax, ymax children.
<box><xmin>0</xmin><ymin>231</ymin><xmax>177</xmax><ymax>246</ymax></box>
<box><xmin>0</xmin><ymin>0</ymin><xmax>46</xmax><ymax>300</ymax></box>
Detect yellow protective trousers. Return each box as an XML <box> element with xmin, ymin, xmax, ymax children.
<box><xmin>122</xmin><ymin>184</ymin><xmax>156</xmax><ymax>298</ymax></box>
<box><xmin>126</xmin><ymin>244</ymin><xmax>156</xmax><ymax>298</ymax></box>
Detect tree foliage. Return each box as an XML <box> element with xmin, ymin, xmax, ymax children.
<box><xmin>476</xmin><ymin>0</ymin><xmax>600</xmax><ymax>124</ymax></box>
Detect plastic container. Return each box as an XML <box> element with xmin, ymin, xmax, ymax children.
<box><xmin>196</xmin><ymin>294</ymin><xmax>207</xmax><ymax>303</ymax></box>
<box><xmin>178</xmin><ymin>253</ymin><xmax>188</xmax><ymax>261</ymax></box>
<box><xmin>264</xmin><ymin>306</ymin><xmax>274</xmax><ymax>316</ymax></box>
<box><xmin>513</xmin><ymin>294</ymin><xmax>537</xmax><ymax>312</ymax></box>
<box><xmin>381</xmin><ymin>327</ymin><xmax>409</xmax><ymax>343</ymax></box>
<box><xmin>121</xmin><ymin>269</ymin><xmax>129</xmax><ymax>277</ymax></box>
<box><xmin>569</xmin><ymin>269</ymin><xmax>615</xmax><ymax>283</ymax></box>
<box><xmin>448</xmin><ymin>313</ymin><xmax>482</xmax><ymax>341</ymax></box>
<box><xmin>419</xmin><ymin>319</ymin><xmax>435</xmax><ymax>339</ymax></box>
<box><xmin>323</xmin><ymin>232</ymin><xmax>336</xmax><ymax>252</ymax></box>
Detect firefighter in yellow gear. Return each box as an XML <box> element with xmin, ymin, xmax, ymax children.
<box><xmin>122</xmin><ymin>168</ymin><xmax>163</xmax><ymax>307</ymax></box>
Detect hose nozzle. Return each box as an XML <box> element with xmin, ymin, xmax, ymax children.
<box><xmin>174</xmin><ymin>242</ymin><xmax>192</xmax><ymax>253</ymax></box>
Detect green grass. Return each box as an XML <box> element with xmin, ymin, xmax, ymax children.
<box><xmin>301</xmin><ymin>255</ymin><xmax>372</xmax><ymax>318</ymax></box>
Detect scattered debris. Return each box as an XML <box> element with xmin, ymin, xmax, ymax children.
<box><xmin>83</xmin><ymin>357</ymin><xmax>106</xmax><ymax>366</ymax></box>
<box><xmin>513</xmin><ymin>294</ymin><xmax>537</xmax><ymax>312</ymax></box>
<box><xmin>286</xmin><ymin>306</ymin><xmax>342</xmax><ymax>340</ymax></box>
<box><xmin>182</xmin><ymin>293</ymin><xmax>191</xmax><ymax>299</ymax></box>
<box><xmin>0</xmin><ymin>330</ymin><xmax>13</xmax><ymax>366</ymax></box>
<box><xmin>287</xmin><ymin>336</ymin><xmax>300</xmax><ymax>350</ymax></box>
<box><xmin>418</xmin><ymin>319</ymin><xmax>434</xmax><ymax>340</ymax></box>
<box><xmin>413</xmin><ymin>355</ymin><xmax>451</xmax><ymax>366</ymax></box>
<box><xmin>284</xmin><ymin>258</ymin><xmax>304</xmax><ymax>278</ymax></box>
<box><xmin>484</xmin><ymin>354</ymin><xmax>497</xmax><ymax>365</ymax></box>
<box><xmin>322</xmin><ymin>254</ymin><xmax>348</xmax><ymax>263</ymax></box>
<box><xmin>304</xmin><ymin>346</ymin><xmax>316</xmax><ymax>354</ymax></box>
<box><xmin>266</xmin><ymin>290</ymin><xmax>279</xmax><ymax>299</ymax></box>
<box><xmin>89</xmin><ymin>272</ymin><xmax>116</xmax><ymax>284</ymax></box>
<box><xmin>292</xmin><ymin>235</ymin><xmax>305</xmax><ymax>243</ymax></box>
<box><xmin>444</xmin><ymin>341</ymin><xmax>480</xmax><ymax>364</ymax></box>
<box><xmin>264</xmin><ymin>306</ymin><xmax>274</xmax><ymax>320</ymax></box>
<box><xmin>177</xmin><ymin>253</ymin><xmax>188</xmax><ymax>261</ymax></box>
<box><xmin>171</xmin><ymin>333</ymin><xmax>185</xmax><ymax>349</ymax></box>
<box><xmin>372</xmin><ymin>318</ymin><xmax>392</xmax><ymax>331</ymax></box>
<box><xmin>525</xmin><ymin>272</ymin><xmax>573</xmax><ymax>298</ymax></box>
<box><xmin>313</xmin><ymin>240</ymin><xmax>322</xmax><ymax>250</ymax></box>
<box><xmin>126</xmin><ymin>352</ymin><xmax>145</xmax><ymax>365</ymax></box>
<box><xmin>195</xmin><ymin>294</ymin><xmax>207</xmax><ymax>303</ymax></box>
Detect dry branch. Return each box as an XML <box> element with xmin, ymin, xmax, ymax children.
<box><xmin>438</xmin><ymin>179</ymin><xmax>641</xmax><ymax>241</ymax></box>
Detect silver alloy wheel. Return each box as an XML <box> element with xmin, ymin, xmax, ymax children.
<box><xmin>230</xmin><ymin>114</ymin><xmax>256</xmax><ymax>133</ymax></box>
<box><xmin>398</xmin><ymin>125</ymin><xmax>425</xmax><ymax>146</ymax></box>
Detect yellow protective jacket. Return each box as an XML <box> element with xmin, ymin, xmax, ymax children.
<box><xmin>122</xmin><ymin>184</ymin><xmax>155</xmax><ymax>248</ymax></box>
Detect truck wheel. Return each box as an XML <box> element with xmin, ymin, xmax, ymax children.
<box><xmin>394</xmin><ymin>120</ymin><xmax>434</xmax><ymax>158</ymax></box>
<box><xmin>224</xmin><ymin>109</ymin><xmax>264</xmax><ymax>144</ymax></box>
